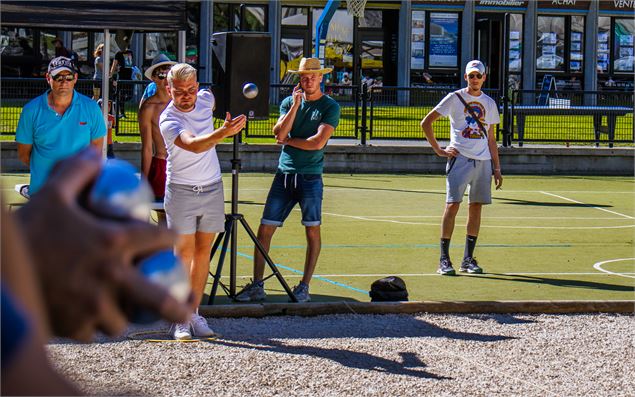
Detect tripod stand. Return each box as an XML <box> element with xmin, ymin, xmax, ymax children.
<box><xmin>207</xmin><ymin>131</ymin><xmax>297</xmax><ymax>304</ymax></box>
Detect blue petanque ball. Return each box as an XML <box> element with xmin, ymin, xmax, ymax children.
<box><xmin>133</xmin><ymin>250</ymin><xmax>191</xmax><ymax>324</ymax></box>
<box><xmin>89</xmin><ymin>159</ymin><xmax>153</xmax><ymax>219</ymax></box>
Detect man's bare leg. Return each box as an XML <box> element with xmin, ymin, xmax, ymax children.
<box><xmin>253</xmin><ymin>224</ymin><xmax>277</xmax><ymax>281</ymax></box>
<box><xmin>301</xmin><ymin>225</ymin><xmax>321</xmax><ymax>285</ymax></box>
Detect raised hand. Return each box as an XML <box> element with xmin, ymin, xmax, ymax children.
<box><xmin>222</xmin><ymin>112</ymin><xmax>247</xmax><ymax>137</ymax></box>
<box><xmin>292</xmin><ymin>83</ymin><xmax>304</xmax><ymax>108</ymax></box>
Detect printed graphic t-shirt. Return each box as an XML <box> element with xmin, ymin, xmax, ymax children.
<box><xmin>433</xmin><ymin>88</ymin><xmax>500</xmax><ymax>160</ymax></box>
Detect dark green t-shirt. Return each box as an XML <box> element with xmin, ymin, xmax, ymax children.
<box><xmin>277</xmin><ymin>94</ymin><xmax>341</xmax><ymax>174</ymax></box>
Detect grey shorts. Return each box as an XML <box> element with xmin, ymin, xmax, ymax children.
<box><xmin>164</xmin><ymin>180</ymin><xmax>226</xmax><ymax>234</ymax></box>
<box><xmin>445</xmin><ymin>154</ymin><xmax>492</xmax><ymax>204</ymax></box>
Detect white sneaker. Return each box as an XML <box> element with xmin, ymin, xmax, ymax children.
<box><xmin>190</xmin><ymin>314</ymin><xmax>216</xmax><ymax>337</ymax></box>
<box><xmin>173</xmin><ymin>322</ymin><xmax>192</xmax><ymax>340</ymax></box>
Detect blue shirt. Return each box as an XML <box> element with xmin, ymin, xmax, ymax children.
<box><xmin>16</xmin><ymin>90</ymin><xmax>106</xmax><ymax>194</ymax></box>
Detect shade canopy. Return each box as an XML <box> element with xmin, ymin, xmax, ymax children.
<box><xmin>1</xmin><ymin>1</ymin><xmax>187</xmax><ymax>31</ymax></box>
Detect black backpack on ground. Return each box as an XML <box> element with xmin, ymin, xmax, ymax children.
<box><xmin>369</xmin><ymin>276</ymin><xmax>408</xmax><ymax>302</ymax></box>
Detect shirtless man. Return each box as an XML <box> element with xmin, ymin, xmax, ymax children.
<box><xmin>138</xmin><ymin>55</ymin><xmax>176</xmax><ymax>206</ymax></box>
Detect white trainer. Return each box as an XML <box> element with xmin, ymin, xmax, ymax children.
<box><xmin>190</xmin><ymin>314</ymin><xmax>216</xmax><ymax>337</ymax></box>
<box><xmin>173</xmin><ymin>322</ymin><xmax>192</xmax><ymax>340</ymax></box>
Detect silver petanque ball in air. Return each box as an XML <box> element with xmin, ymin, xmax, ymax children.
<box><xmin>242</xmin><ymin>83</ymin><xmax>258</xmax><ymax>99</ymax></box>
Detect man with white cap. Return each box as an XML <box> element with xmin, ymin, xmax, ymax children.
<box><xmin>420</xmin><ymin>60</ymin><xmax>503</xmax><ymax>276</ymax></box>
<box><xmin>235</xmin><ymin>57</ymin><xmax>341</xmax><ymax>303</ymax></box>
<box><xmin>16</xmin><ymin>57</ymin><xmax>105</xmax><ymax>196</ymax></box>
<box><xmin>138</xmin><ymin>54</ymin><xmax>176</xmax><ymax>204</ymax></box>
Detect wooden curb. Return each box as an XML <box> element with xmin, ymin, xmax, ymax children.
<box><xmin>199</xmin><ymin>300</ymin><xmax>635</xmax><ymax>318</ymax></box>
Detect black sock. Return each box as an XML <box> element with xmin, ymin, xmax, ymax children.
<box><xmin>440</xmin><ymin>238</ymin><xmax>451</xmax><ymax>260</ymax></box>
<box><xmin>464</xmin><ymin>235</ymin><xmax>478</xmax><ymax>259</ymax></box>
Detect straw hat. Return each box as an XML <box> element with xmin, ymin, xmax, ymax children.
<box><xmin>288</xmin><ymin>57</ymin><xmax>332</xmax><ymax>74</ymax></box>
<box><xmin>144</xmin><ymin>54</ymin><xmax>176</xmax><ymax>80</ymax></box>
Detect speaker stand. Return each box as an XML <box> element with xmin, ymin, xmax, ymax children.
<box><xmin>207</xmin><ymin>133</ymin><xmax>297</xmax><ymax>304</ymax></box>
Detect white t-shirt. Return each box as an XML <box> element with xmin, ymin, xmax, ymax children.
<box><xmin>433</xmin><ymin>88</ymin><xmax>500</xmax><ymax>160</ymax></box>
<box><xmin>160</xmin><ymin>90</ymin><xmax>222</xmax><ymax>186</ymax></box>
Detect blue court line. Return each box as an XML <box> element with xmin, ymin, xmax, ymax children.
<box><xmin>233</xmin><ymin>251</ymin><xmax>368</xmax><ymax>295</ymax></box>
<box><xmin>239</xmin><ymin>243</ymin><xmax>573</xmax><ymax>249</ymax></box>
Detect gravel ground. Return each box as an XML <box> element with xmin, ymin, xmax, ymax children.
<box><xmin>47</xmin><ymin>313</ymin><xmax>634</xmax><ymax>396</ymax></box>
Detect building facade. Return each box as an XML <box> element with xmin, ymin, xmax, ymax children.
<box><xmin>1</xmin><ymin>0</ymin><xmax>633</xmax><ymax>92</ymax></box>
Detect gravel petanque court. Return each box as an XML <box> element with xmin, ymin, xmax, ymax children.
<box><xmin>47</xmin><ymin>312</ymin><xmax>634</xmax><ymax>396</ymax></box>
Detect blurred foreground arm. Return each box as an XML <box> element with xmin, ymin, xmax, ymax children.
<box><xmin>15</xmin><ymin>148</ymin><xmax>192</xmax><ymax>341</ymax></box>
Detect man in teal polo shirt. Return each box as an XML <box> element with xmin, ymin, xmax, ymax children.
<box><xmin>236</xmin><ymin>57</ymin><xmax>341</xmax><ymax>303</ymax></box>
<box><xmin>16</xmin><ymin>57</ymin><xmax>105</xmax><ymax>196</ymax></box>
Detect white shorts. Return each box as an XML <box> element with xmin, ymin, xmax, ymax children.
<box><xmin>164</xmin><ymin>180</ymin><xmax>226</xmax><ymax>234</ymax></box>
<box><xmin>445</xmin><ymin>154</ymin><xmax>492</xmax><ymax>204</ymax></box>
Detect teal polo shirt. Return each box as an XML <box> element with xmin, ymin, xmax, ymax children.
<box><xmin>16</xmin><ymin>90</ymin><xmax>106</xmax><ymax>194</ymax></box>
<box><xmin>277</xmin><ymin>94</ymin><xmax>340</xmax><ymax>174</ymax></box>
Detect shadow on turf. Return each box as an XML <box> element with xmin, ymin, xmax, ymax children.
<box><xmin>496</xmin><ymin>197</ymin><xmax>612</xmax><ymax>208</ymax></box>
<box><xmin>324</xmin><ymin>184</ymin><xmax>445</xmax><ymax>196</ymax></box>
<box><xmin>472</xmin><ymin>273</ymin><xmax>634</xmax><ymax>292</ymax></box>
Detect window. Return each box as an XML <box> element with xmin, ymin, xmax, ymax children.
<box><xmin>428</xmin><ymin>12</ymin><xmax>459</xmax><ymax>68</ymax></box>
<box><xmin>614</xmin><ymin>18</ymin><xmax>634</xmax><ymax>73</ymax></box>
<box><xmin>536</xmin><ymin>16</ymin><xmax>565</xmax><ymax>71</ymax></box>
<box><xmin>312</xmin><ymin>8</ymin><xmax>354</xmax><ymax>84</ymax></box>
<box><xmin>282</xmin><ymin>7</ymin><xmax>308</xmax><ymax>26</ymax></box>
<box><xmin>569</xmin><ymin>16</ymin><xmax>584</xmax><ymax>74</ymax></box>
<box><xmin>410</xmin><ymin>11</ymin><xmax>460</xmax><ymax>87</ymax></box>
<box><xmin>145</xmin><ymin>32</ymin><xmax>177</xmax><ymax>62</ymax></box>
<box><xmin>598</xmin><ymin>16</ymin><xmax>634</xmax><ymax>90</ymax></box>
<box><xmin>597</xmin><ymin>17</ymin><xmax>610</xmax><ymax>73</ymax></box>
<box><xmin>72</xmin><ymin>32</ymin><xmax>88</xmax><ymax>62</ymax></box>
<box><xmin>214</xmin><ymin>3</ymin><xmax>267</xmax><ymax>33</ymax></box>
<box><xmin>0</xmin><ymin>27</ymin><xmax>38</xmax><ymax>77</ymax></box>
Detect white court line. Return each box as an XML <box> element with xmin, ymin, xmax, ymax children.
<box><xmin>346</xmin><ymin>215</ymin><xmax>628</xmax><ymax>220</ymax></box>
<box><xmin>593</xmin><ymin>258</ymin><xmax>635</xmax><ymax>280</ymax></box>
<box><xmin>224</xmin><ymin>272</ymin><xmax>635</xmax><ymax>279</ymax></box>
<box><xmin>321</xmin><ymin>211</ymin><xmax>635</xmax><ymax>229</ymax></box>
<box><xmin>540</xmin><ymin>191</ymin><xmax>634</xmax><ymax>219</ymax></box>
<box><xmin>322</xmin><ymin>187</ymin><xmax>634</xmax><ymax>194</ymax></box>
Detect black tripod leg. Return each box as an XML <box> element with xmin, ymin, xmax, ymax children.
<box><xmin>208</xmin><ymin>221</ymin><xmax>233</xmax><ymax>305</ymax></box>
<box><xmin>238</xmin><ymin>217</ymin><xmax>298</xmax><ymax>302</ymax></box>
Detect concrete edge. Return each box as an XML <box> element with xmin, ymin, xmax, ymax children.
<box><xmin>198</xmin><ymin>300</ymin><xmax>635</xmax><ymax>318</ymax></box>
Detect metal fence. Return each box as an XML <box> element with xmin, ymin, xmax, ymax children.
<box><xmin>2</xmin><ymin>78</ymin><xmax>633</xmax><ymax>146</ymax></box>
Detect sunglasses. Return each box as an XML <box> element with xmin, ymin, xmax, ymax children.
<box><xmin>52</xmin><ymin>74</ymin><xmax>75</xmax><ymax>82</ymax></box>
<box><xmin>468</xmin><ymin>73</ymin><xmax>483</xmax><ymax>79</ymax></box>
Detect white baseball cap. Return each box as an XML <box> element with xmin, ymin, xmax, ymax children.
<box><xmin>465</xmin><ymin>60</ymin><xmax>486</xmax><ymax>75</ymax></box>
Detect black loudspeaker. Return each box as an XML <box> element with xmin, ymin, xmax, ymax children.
<box><xmin>211</xmin><ymin>32</ymin><xmax>271</xmax><ymax>120</ymax></box>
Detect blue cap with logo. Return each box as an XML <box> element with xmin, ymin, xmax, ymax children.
<box><xmin>48</xmin><ymin>56</ymin><xmax>75</xmax><ymax>77</ymax></box>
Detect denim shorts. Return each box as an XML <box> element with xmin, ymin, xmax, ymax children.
<box><xmin>261</xmin><ymin>172</ymin><xmax>323</xmax><ymax>227</ymax></box>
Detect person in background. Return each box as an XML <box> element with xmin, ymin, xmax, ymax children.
<box><xmin>16</xmin><ymin>57</ymin><xmax>106</xmax><ymax>196</ymax></box>
<box><xmin>52</xmin><ymin>37</ymin><xmax>70</xmax><ymax>58</ymax></box>
<box><xmin>420</xmin><ymin>60</ymin><xmax>503</xmax><ymax>276</ymax></box>
<box><xmin>92</xmin><ymin>43</ymin><xmax>104</xmax><ymax>100</ymax></box>
<box><xmin>235</xmin><ymin>57</ymin><xmax>341</xmax><ymax>304</ymax></box>
<box><xmin>110</xmin><ymin>36</ymin><xmax>134</xmax><ymax>119</ymax></box>
<box><xmin>97</xmin><ymin>98</ymin><xmax>116</xmax><ymax>159</ymax></box>
<box><xmin>139</xmin><ymin>54</ymin><xmax>176</xmax><ymax>208</ymax></box>
<box><xmin>1</xmin><ymin>149</ymin><xmax>191</xmax><ymax>395</ymax></box>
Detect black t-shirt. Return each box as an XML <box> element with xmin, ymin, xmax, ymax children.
<box><xmin>114</xmin><ymin>49</ymin><xmax>134</xmax><ymax>80</ymax></box>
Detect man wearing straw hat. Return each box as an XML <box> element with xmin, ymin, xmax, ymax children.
<box><xmin>138</xmin><ymin>54</ymin><xmax>176</xmax><ymax>203</ymax></box>
<box><xmin>236</xmin><ymin>57</ymin><xmax>341</xmax><ymax>303</ymax></box>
